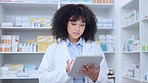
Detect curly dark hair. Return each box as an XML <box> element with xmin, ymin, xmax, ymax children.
<box><xmin>51</xmin><ymin>4</ymin><xmax>97</xmax><ymax>42</ymax></box>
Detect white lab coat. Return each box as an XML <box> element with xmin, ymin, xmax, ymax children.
<box><xmin>39</xmin><ymin>40</ymin><xmax>109</xmax><ymax>83</ymax></box>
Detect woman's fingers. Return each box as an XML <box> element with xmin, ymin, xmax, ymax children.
<box><xmin>89</xmin><ymin>62</ymin><xmax>94</xmax><ymax>69</ymax></box>
<box><xmin>80</xmin><ymin>62</ymin><xmax>96</xmax><ymax>74</ymax></box>
<box><xmin>66</xmin><ymin>59</ymin><xmax>73</xmax><ymax>73</ymax></box>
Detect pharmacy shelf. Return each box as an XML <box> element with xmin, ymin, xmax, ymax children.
<box><xmin>121</xmin><ymin>0</ymin><xmax>139</xmax><ymax>9</ymax></box>
<box><xmin>143</xmin><ymin>81</ymin><xmax>148</xmax><ymax>83</ymax></box>
<box><xmin>0</xmin><ymin>27</ymin><xmax>114</xmax><ymax>30</ymax></box>
<box><xmin>0</xmin><ymin>52</ymin><xmax>44</xmax><ymax>54</ymax></box>
<box><xmin>60</xmin><ymin>3</ymin><xmax>114</xmax><ymax>10</ymax></box>
<box><xmin>0</xmin><ymin>2</ymin><xmax>58</xmax><ymax>10</ymax></box>
<box><xmin>122</xmin><ymin>75</ymin><xmax>141</xmax><ymax>82</ymax></box>
<box><xmin>0</xmin><ymin>75</ymin><xmax>114</xmax><ymax>80</ymax></box>
<box><xmin>1</xmin><ymin>27</ymin><xmax>114</xmax><ymax>30</ymax></box>
<box><xmin>60</xmin><ymin>2</ymin><xmax>114</xmax><ymax>5</ymax></box>
<box><xmin>122</xmin><ymin>51</ymin><xmax>140</xmax><ymax>54</ymax></box>
<box><xmin>121</xmin><ymin>21</ymin><xmax>139</xmax><ymax>29</ymax></box>
<box><xmin>97</xmin><ymin>27</ymin><xmax>114</xmax><ymax>30</ymax></box>
<box><xmin>0</xmin><ymin>52</ymin><xmax>115</xmax><ymax>54</ymax></box>
<box><xmin>104</xmin><ymin>51</ymin><xmax>116</xmax><ymax>54</ymax></box>
<box><xmin>120</xmin><ymin>0</ymin><xmax>142</xmax><ymax>83</ymax></box>
<box><xmin>141</xmin><ymin>51</ymin><xmax>148</xmax><ymax>53</ymax></box>
<box><xmin>0</xmin><ymin>76</ymin><xmax>39</xmax><ymax>80</ymax></box>
<box><xmin>0</xmin><ymin>1</ymin><xmax>117</xmax><ymax>83</ymax></box>
<box><xmin>0</xmin><ymin>27</ymin><xmax>52</xmax><ymax>30</ymax></box>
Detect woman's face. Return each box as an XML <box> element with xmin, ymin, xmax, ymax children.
<box><xmin>67</xmin><ymin>18</ymin><xmax>86</xmax><ymax>44</ymax></box>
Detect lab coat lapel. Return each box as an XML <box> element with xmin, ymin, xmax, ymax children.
<box><xmin>60</xmin><ymin>41</ymin><xmax>71</xmax><ymax>59</ymax></box>
<box><xmin>83</xmin><ymin>40</ymin><xmax>92</xmax><ymax>55</ymax></box>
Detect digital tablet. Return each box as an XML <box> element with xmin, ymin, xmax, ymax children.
<box><xmin>68</xmin><ymin>55</ymin><xmax>103</xmax><ymax>77</ymax></box>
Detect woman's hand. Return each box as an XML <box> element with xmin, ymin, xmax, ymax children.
<box><xmin>66</xmin><ymin>59</ymin><xmax>73</xmax><ymax>73</ymax></box>
<box><xmin>81</xmin><ymin>62</ymin><xmax>100</xmax><ymax>82</ymax></box>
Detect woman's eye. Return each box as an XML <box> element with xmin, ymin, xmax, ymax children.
<box><xmin>80</xmin><ymin>24</ymin><xmax>85</xmax><ymax>26</ymax></box>
<box><xmin>71</xmin><ymin>23</ymin><xmax>76</xmax><ymax>25</ymax></box>
<box><xmin>80</xmin><ymin>23</ymin><xmax>85</xmax><ymax>26</ymax></box>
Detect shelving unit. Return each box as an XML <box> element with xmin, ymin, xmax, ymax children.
<box><xmin>0</xmin><ymin>1</ymin><xmax>118</xmax><ymax>83</ymax></box>
<box><xmin>0</xmin><ymin>3</ymin><xmax>3</xmax><ymax>83</ymax></box>
<box><xmin>0</xmin><ymin>75</ymin><xmax>115</xmax><ymax>80</ymax></box>
<box><xmin>120</xmin><ymin>0</ymin><xmax>148</xmax><ymax>82</ymax></box>
<box><xmin>121</xmin><ymin>21</ymin><xmax>139</xmax><ymax>29</ymax></box>
<box><xmin>86</xmin><ymin>2</ymin><xmax>118</xmax><ymax>82</ymax></box>
<box><xmin>122</xmin><ymin>75</ymin><xmax>141</xmax><ymax>82</ymax></box>
<box><xmin>120</xmin><ymin>0</ymin><xmax>140</xmax><ymax>83</ymax></box>
<box><xmin>0</xmin><ymin>52</ymin><xmax>44</xmax><ymax>54</ymax></box>
<box><xmin>122</xmin><ymin>51</ymin><xmax>140</xmax><ymax>54</ymax></box>
<box><xmin>0</xmin><ymin>27</ymin><xmax>52</xmax><ymax>30</ymax></box>
<box><xmin>0</xmin><ymin>1</ymin><xmax>56</xmax><ymax>83</ymax></box>
<box><xmin>140</xmin><ymin>0</ymin><xmax>148</xmax><ymax>82</ymax></box>
<box><xmin>0</xmin><ymin>2</ymin><xmax>58</xmax><ymax>10</ymax></box>
<box><xmin>0</xmin><ymin>76</ymin><xmax>39</xmax><ymax>80</ymax></box>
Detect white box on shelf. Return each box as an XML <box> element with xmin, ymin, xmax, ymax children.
<box><xmin>99</xmin><ymin>35</ymin><xmax>106</xmax><ymax>40</ymax></box>
<box><xmin>1</xmin><ymin>22</ymin><xmax>13</xmax><ymax>27</ymax></box>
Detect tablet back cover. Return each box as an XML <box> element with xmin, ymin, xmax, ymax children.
<box><xmin>69</xmin><ymin>56</ymin><xmax>103</xmax><ymax>77</ymax></box>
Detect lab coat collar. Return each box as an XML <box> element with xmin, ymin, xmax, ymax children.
<box><xmin>59</xmin><ymin>39</ymin><xmax>92</xmax><ymax>57</ymax></box>
<box><xmin>83</xmin><ymin>40</ymin><xmax>92</xmax><ymax>55</ymax></box>
<box><xmin>66</xmin><ymin>38</ymin><xmax>83</xmax><ymax>47</ymax></box>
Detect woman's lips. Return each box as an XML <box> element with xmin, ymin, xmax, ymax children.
<box><xmin>73</xmin><ymin>32</ymin><xmax>80</xmax><ymax>35</ymax></box>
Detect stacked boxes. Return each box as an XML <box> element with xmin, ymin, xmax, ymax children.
<box><xmin>0</xmin><ymin>35</ymin><xmax>55</xmax><ymax>52</ymax></box>
<box><xmin>1</xmin><ymin>0</ymin><xmax>57</xmax><ymax>3</ymax></box>
<box><xmin>37</xmin><ymin>36</ymin><xmax>55</xmax><ymax>52</ymax></box>
<box><xmin>99</xmin><ymin>35</ymin><xmax>114</xmax><ymax>52</ymax></box>
<box><xmin>0</xmin><ymin>64</ymin><xmax>24</xmax><ymax>77</ymax></box>
<box><xmin>15</xmin><ymin>16</ymin><xmax>51</xmax><ymax>27</ymax></box>
<box><xmin>1</xmin><ymin>35</ymin><xmax>19</xmax><ymax>44</ymax></box>
<box><xmin>0</xmin><ymin>35</ymin><xmax>19</xmax><ymax>52</ymax></box>
<box><xmin>0</xmin><ymin>0</ymin><xmax>12</xmax><ymax>2</ymax></box>
<box><xmin>0</xmin><ymin>64</ymin><xmax>38</xmax><ymax>77</ymax></box>
<box><xmin>97</xmin><ymin>18</ymin><xmax>114</xmax><ymax>29</ymax></box>
<box><xmin>24</xmin><ymin>65</ymin><xmax>38</xmax><ymax>77</ymax></box>
<box><xmin>1</xmin><ymin>22</ymin><xmax>13</xmax><ymax>27</ymax></box>
<box><xmin>99</xmin><ymin>35</ymin><xmax>107</xmax><ymax>51</ymax></box>
<box><xmin>123</xmin><ymin>35</ymin><xmax>140</xmax><ymax>52</ymax></box>
<box><xmin>0</xmin><ymin>35</ymin><xmax>37</xmax><ymax>52</ymax></box>
<box><xmin>106</xmin><ymin>35</ymin><xmax>114</xmax><ymax>52</ymax></box>
<box><xmin>0</xmin><ymin>67</ymin><xmax>9</xmax><ymax>77</ymax></box>
<box><xmin>60</xmin><ymin>0</ymin><xmax>113</xmax><ymax>4</ymax></box>
<box><xmin>122</xmin><ymin>10</ymin><xmax>139</xmax><ymax>27</ymax></box>
<box><xmin>103</xmin><ymin>19</ymin><xmax>114</xmax><ymax>28</ymax></box>
<box><xmin>93</xmin><ymin>0</ymin><xmax>113</xmax><ymax>4</ymax></box>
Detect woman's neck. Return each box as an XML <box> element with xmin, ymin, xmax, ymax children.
<box><xmin>68</xmin><ymin>38</ymin><xmax>80</xmax><ymax>44</ymax></box>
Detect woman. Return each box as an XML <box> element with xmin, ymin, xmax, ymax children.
<box><xmin>39</xmin><ymin>4</ymin><xmax>108</xmax><ymax>83</ymax></box>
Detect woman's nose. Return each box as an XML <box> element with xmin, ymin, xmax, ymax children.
<box><xmin>75</xmin><ymin>25</ymin><xmax>80</xmax><ymax>31</ymax></box>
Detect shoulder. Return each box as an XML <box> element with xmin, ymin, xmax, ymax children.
<box><xmin>46</xmin><ymin>40</ymin><xmax>65</xmax><ymax>51</ymax></box>
<box><xmin>45</xmin><ymin>42</ymin><xmax>56</xmax><ymax>53</ymax></box>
